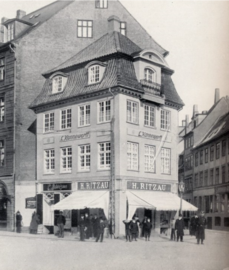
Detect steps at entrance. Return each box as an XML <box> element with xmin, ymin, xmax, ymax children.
<box><xmin>37</xmin><ymin>225</ymin><xmax>43</xmax><ymax>234</ymax></box>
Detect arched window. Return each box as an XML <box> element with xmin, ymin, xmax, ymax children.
<box><xmin>51</xmin><ymin>74</ymin><xmax>68</xmax><ymax>94</ymax></box>
<box><xmin>144</xmin><ymin>68</ymin><xmax>155</xmax><ymax>83</ymax></box>
<box><xmin>88</xmin><ymin>63</ymin><xmax>106</xmax><ymax>85</ymax></box>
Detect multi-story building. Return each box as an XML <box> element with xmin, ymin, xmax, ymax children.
<box><xmin>0</xmin><ymin>0</ymin><xmax>171</xmax><ymax>231</ymax></box>
<box><xmin>30</xmin><ymin>18</ymin><xmax>198</xmax><ymax>237</ymax></box>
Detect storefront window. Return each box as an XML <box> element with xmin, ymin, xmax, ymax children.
<box><xmin>215</xmin><ymin>216</ymin><xmax>221</xmax><ymax>226</ymax></box>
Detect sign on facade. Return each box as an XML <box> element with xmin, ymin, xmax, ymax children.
<box><xmin>78</xmin><ymin>181</ymin><xmax>110</xmax><ymax>190</ymax></box>
<box><xmin>60</xmin><ymin>132</ymin><xmax>90</xmax><ymax>142</ymax></box>
<box><xmin>25</xmin><ymin>197</ymin><xmax>36</xmax><ymax>209</ymax></box>
<box><xmin>127</xmin><ymin>181</ymin><xmax>171</xmax><ymax>192</ymax></box>
<box><xmin>43</xmin><ymin>183</ymin><xmax>72</xmax><ymax>191</ymax></box>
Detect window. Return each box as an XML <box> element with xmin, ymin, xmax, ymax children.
<box><xmin>95</xmin><ymin>0</ymin><xmax>108</xmax><ymax>8</ymax></box>
<box><xmin>127</xmin><ymin>100</ymin><xmax>138</xmax><ymax>124</ymax></box>
<box><xmin>161</xmin><ymin>148</ymin><xmax>171</xmax><ymax>174</ymax></box>
<box><xmin>89</xmin><ymin>65</ymin><xmax>99</xmax><ymax>84</ymax></box>
<box><xmin>216</xmin><ymin>143</ymin><xmax>220</xmax><ymax>159</ymax></box>
<box><xmin>44</xmin><ymin>149</ymin><xmax>55</xmax><ymax>173</ymax></box>
<box><xmin>61</xmin><ymin>109</ymin><xmax>71</xmax><ymax>129</ymax></box>
<box><xmin>77</xmin><ymin>20</ymin><xmax>93</xmax><ymax>38</ymax></box>
<box><xmin>200</xmin><ymin>150</ymin><xmax>203</xmax><ymax>165</ymax></box>
<box><xmin>79</xmin><ymin>105</ymin><xmax>90</xmax><ymax>127</ymax></box>
<box><xmin>190</xmin><ymin>155</ymin><xmax>193</xmax><ymax>169</ymax></box>
<box><xmin>195</xmin><ymin>173</ymin><xmax>198</xmax><ymax>188</ymax></box>
<box><xmin>210</xmin><ymin>145</ymin><xmax>214</xmax><ymax>161</ymax></box>
<box><xmin>222</xmin><ymin>140</ymin><xmax>226</xmax><ymax>156</ymax></box>
<box><xmin>127</xmin><ymin>142</ymin><xmax>139</xmax><ymax>171</ymax></box>
<box><xmin>191</xmin><ymin>135</ymin><xmax>194</xmax><ymax>146</ymax></box>
<box><xmin>215</xmin><ymin>217</ymin><xmax>221</xmax><ymax>226</ymax></box>
<box><xmin>120</xmin><ymin>22</ymin><xmax>126</xmax><ymax>36</ymax></box>
<box><xmin>0</xmin><ymin>58</ymin><xmax>5</xmax><ymax>81</ymax></box>
<box><xmin>7</xmin><ymin>22</ymin><xmax>14</xmax><ymax>41</ymax></box>
<box><xmin>205</xmin><ymin>148</ymin><xmax>208</xmax><ymax>163</ymax></box>
<box><xmin>210</xmin><ymin>169</ymin><xmax>214</xmax><ymax>185</ymax></box>
<box><xmin>195</xmin><ymin>152</ymin><xmax>198</xmax><ymax>167</ymax></box>
<box><xmin>144</xmin><ymin>68</ymin><xmax>155</xmax><ymax>83</ymax></box>
<box><xmin>0</xmin><ymin>96</ymin><xmax>5</xmax><ymax>122</ymax></box>
<box><xmin>204</xmin><ymin>170</ymin><xmax>208</xmax><ymax>186</ymax></box>
<box><xmin>222</xmin><ymin>165</ymin><xmax>226</xmax><ymax>183</ymax></box>
<box><xmin>44</xmin><ymin>112</ymin><xmax>54</xmax><ymax>132</ymax></box>
<box><xmin>61</xmin><ymin>147</ymin><xmax>72</xmax><ymax>172</ymax></box>
<box><xmin>144</xmin><ymin>105</ymin><xmax>155</xmax><ymax>127</ymax></box>
<box><xmin>79</xmin><ymin>144</ymin><xmax>90</xmax><ymax>171</ymax></box>
<box><xmin>98</xmin><ymin>100</ymin><xmax>111</xmax><ymax>123</ymax></box>
<box><xmin>98</xmin><ymin>142</ymin><xmax>111</xmax><ymax>169</ymax></box>
<box><xmin>0</xmin><ymin>140</ymin><xmax>4</xmax><ymax>167</ymax></box>
<box><xmin>53</xmin><ymin>76</ymin><xmax>62</xmax><ymax>93</ymax></box>
<box><xmin>144</xmin><ymin>145</ymin><xmax>155</xmax><ymax>173</ymax></box>
<box><xmin>199</xmin><ymin>171</ymin><xmax>203</xmax><ymax>187</ymax></box>
<box><xmin>160</xmin><ymin>109</ymin><xmax>170</xmax><ymax>130</ymax></box>
<box><xmin>215</xmin><ymin>168</ymin><xmax>219</xmax><ymax>184</ymax></box>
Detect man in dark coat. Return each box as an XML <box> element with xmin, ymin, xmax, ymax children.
<box><xmin>196</xmin><ymin>211</ymin><xmax>207</xmax><ymax>244</ymax></box>
<box><xmin>95</xmin><ymin>217</ymin><xmax>106</xmax><ymax>242</ymax></box>
<box><xmin>78</xmin><ymin>215</ymin><xmax>87</xmax><ymax>241</ymax></box>
<box><xmin>16</xmin><ymin>211</ymin><xmax>23</xmax><ymax>233</ymax></box>
<box><xmin>175</xmin><ymin>214</ymin><xmax>185</xmax><ymax>242</ymax></box>
<box><xmin>129</xmin><ymin>217</ymin><xmax>139</xmax><ymax>241</ymax></box>
<box><xmin>123</xmin><ymin>219</ymin><xmax>131</xmax><ymax>242</ymax></box>
<box><xmin>143</xmin><ymin>218</ymin><xmax>152</xmax><ymax>241</ymax></box>
<box><xmin>190</xmin><ymin>214</ymin><xmax>198</xmax><ymax>236</ymax></box>
<box><xmin>57</xmin><ymin>211</ymin><xmax>66</xmax><ymax>238</ymax></box>
<box><xmin>85</xmin><ymin>213</ymin><xmax>91</xmax><ymax>239</ymax></box>
<box><xmin>29</xmin><ymin>211</ymin><xmax>40</xmax><ymax>234</ymax></box>
<box><xmin>141</xmin><ymin>216</ymin><xmax>147</xmax><ymax>237</ymax></box>
<box><xmin>92</xmin><ymin>214</ymin><xmax>99</xmax><ymax>238</ymax></box>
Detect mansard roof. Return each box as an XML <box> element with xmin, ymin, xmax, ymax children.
<box><xmin>43</xmin><ymin>31</ymin><xmax>142</xmax><ymax>76</ymax></box>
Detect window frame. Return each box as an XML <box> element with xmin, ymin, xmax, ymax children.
<box><xmin>77</xmin><ymin>20</ymin><xmax>93</xmax><ymax>38</ymax></box>
<box><xmin>126</xmin><ymin>100</ymin><xmax>139</xmax><ymax>125</ymax></box>
<box><xmin>127</xmin><ymin>141</ymin><xmax>139</xmax><ymax>171</ymax></box>
<box><xmin>222</xmin><ymin>140</ymin><xmax>226</xmax><ymax>157</ymax></box>
<box><xmin>215</xmin><ymin>167</ymin><xmax>219</xmax><ymax>184</ymax></box>
<box><xmin>144</xmin><ymin>68</ymin><xmax>156</xmax><ymax>83</ymax></box>
<box><xmin>222</xmin><ymin>165</ymin><xmax>226</xmax><ymax>183</ymax></box>
<box><xmin>98</xmin><ymin>100</ymin><xmax>111</xmax><ymax>123</ymax></box>
<box><xmin>0</xmin><ymin>139</ymin><xmax>5</xmax><ymax>167</ymax></box>
<box><xmin>144</xmin><ymin>104</ymin><xmax>155</xmax><ymax>128</ymax></box>
<box><xmin>0</xmin><ymin>95</ymin><xmax>5</xmax><ymax>123</ymax></box>
<box><xmin>195</xmin><ymin>152</ymin><xmax>198</xmax><ymax>167</ymax></box>
<box><xmin>44</xmin><ymin>149</ymin><xmax>55</xmax><ymax>174</ymax></box>
<box><xmin>98</xmin><ymin>142</ymin><xmax>111</xmax><ymax>170</ymax></box>
<box><xmin>78</xmin><ymin>144</ymin><xmax>91</xmax><ymax>172</ymax></box>
<box><xmin>216</xmin><ymin>143</ymin><xmax>220</xmax><ymax>159</ymax></box>
<box><xmin>160</xmin><ymin>109</ymin><xmax>171</xmax><ymax>131</ymax></box>
<box><xmin>78</xmin><ymin>104</ymin><xmax>91</xmax><ymax>127</ymax></box>
<box><xmin>60</xmin><ymin>108</ymin><xmax>72</xmax><ymax>130</ymax></box>
<box><xmin>144</xmin><ymin>144</ymin><xmax>156</xmax><ymax>173</ymax></box>
<box><xmin>7</xmin><ymin>22</ymin><xmax>14</xmax><ymax>41</ymax></box>
<box><xmin>95</xmin><ymin>0</ymin><xmax>108</xmax><ymax>9</ymax></box>
<box><xmin>200</xmin><ymin>150</ymin><xmax>203</xmax><ymax>165</ymax></box>
<box><xmin>0</xmin><ymin>58</ymin><xmax>5</xmax><ymax>81</ymax></box>
<box><xmin>205</xmin><ymin>148</ymin><xmax>208</xmax><ymax>163</ymax></box>
<box><xmin>161</xmin><ymin>147</ymin><xmax>171</xmax><ymax>175</ymax></box>
<box><xmin>44</xmin><ymin>112</ymin><xmax>55</xmax><ymax>133</ymax></box>
<box><xmin>210</xmin><ymin>145</ymin><xmax>214</xmax><ymax>161</ymax></box>
<box><xmin>60</xmin><ymin>146</ymin><xmax>72</xmax><ymax>173</ymax></box>
<box><xmin>120</xmin><ymin>21</ymin><xmax>126</xmax><ymax>36</ymax></box>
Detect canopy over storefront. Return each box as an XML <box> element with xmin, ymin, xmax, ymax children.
<box><xmin>51</xmin><ymin>191</ymin><xmax>109</xmax><ymax>219</ymax></box>
<box><xmin>127</xmin><ymin>191</ymin><xmax>198</xmax><ymax>219</ymax></box>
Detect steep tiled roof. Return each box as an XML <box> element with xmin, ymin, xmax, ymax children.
<box><xmin>30</xmin><ymin>58</ymin><xmax>143</xmax><ymax>108</ymax></box>
<box><xmin>44</xmin><ymin>31</ymin><xmax>142</xmax><ymax>76</ymax></box>
<box><xmin>161</xmin><ymin>72</ymin><xmax>184</xmax><ymax>107</ymax></box>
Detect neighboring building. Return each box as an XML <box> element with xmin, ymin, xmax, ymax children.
<box><xmin>192</xmin><ymin>112</ymin><xmax>229</xmax><ymax>231</ymax></box>
<box><xmin>0</xmin><ymin>0</ymin><xmax>171</xmax><ymax>231</ymax></box>
<box><xmin>29</xmin><ymin>19</ymin><xmax>199</xmax><ymax>237</ymax></box>
<box><xmin>179</xmin><ymin>89</ymin><xmax>229</xmax><ymax>231</ymax></box>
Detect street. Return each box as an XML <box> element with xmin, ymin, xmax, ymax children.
<box><xmin>0</xmin><ymin>230</ymin><xmax>229</xmax><ymax>270</ymax></box>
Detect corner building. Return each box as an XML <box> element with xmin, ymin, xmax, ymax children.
<box><xmin>30</xmin><ymin>20</ymin><xmax>196</xmax><ymax>236</ymax></box>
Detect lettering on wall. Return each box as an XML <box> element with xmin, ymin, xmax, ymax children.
<box><xmin>127</xmin><ymin>181</ymin><xmax>171</xmax><ymax>192</ymax></box>
<box><xmin>78</xmin><ymin>181</ymin><xmax>110</xmax><ymax>190</ymax></box>
<box><xmin>60</xmin><ymin>132</ymin><xmax>90</xmax><ymax>142</ymax></box>
<box><xmin>25</xmin><ymin>197</ymin><xmax>36</xmax><ymax>209</ymax></box>
<box><xmin>43</xmin><ymin>183</ymin><xmax>72</xmax><ymax>191</ymax></box>
<box><xmin>138</xmin><ymin>131</ymin><xmax>162</xmax><ymax>141</ymax></box>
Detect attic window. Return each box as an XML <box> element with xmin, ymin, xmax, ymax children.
<box><xmin>95</xmin><ymin>0</ymin><xmax>108</xmax><ymax>8</ymax></box>
<box><xmin>88</xmin><ymin>64</ymin><xmax>105</xmax><ymax>85</ymax></box>
<box><xmin>52</xmin><ymin>75</ymin><xmax>67</xmax><ymax>94</ymax></box>
<box><xmin>120</xmin><ymin>22</ymin><xmax>126</xmax><ymax>36</ymax></box>
<box><xmin>7</xmin><ymin>22</ymin><xmax>14</xmax><ymax>41</ymax></box>
<box><xmin>144</xmin><ymin>68</ymin><xmax>156</xmax><ymax>83</ymax></box>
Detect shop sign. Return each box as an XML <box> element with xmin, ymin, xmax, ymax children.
<box><xmin>215</xmin><ymin>185</ymin><xmax>229</xmax><ymax>194</ymax></box>
<box><xmin>127</xmin><ymin>181</ymin><xmax>171</xmax><ymax>192</ymax></box>
<box><xmin>43</xmin><ymin>183</ymin><xmax>72</xmax><ymax>191</ymax></box>
<box><xmin>25</xmin><ymin>197</ymin><xmax>36</xmax><ymax>209</ymax></box>
<box><xmin>78</xmin><ymin>181</ymin><xmax>110</xmax><ymax>190</ymax></box>
<box><xmin>138</xmin><ymin>131</ymin><xmax>162</xmax><ymax>141</ymax></box>
<box><xmin>60</xmin><ymin>132</ymin><xmax>90</xmax><ymax>142</ymax></box>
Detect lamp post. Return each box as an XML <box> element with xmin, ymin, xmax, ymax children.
<box><xmin>179</xmin><ymin>180</ymin><xmax>185</xmax><ymax>216</ymax></box>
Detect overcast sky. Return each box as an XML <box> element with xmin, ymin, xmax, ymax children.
<box><xmin>1</xmin><ymin>0</ymin><xmax>229</xmax><ymax>124</ymax></box>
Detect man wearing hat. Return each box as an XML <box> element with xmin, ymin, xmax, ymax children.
<box><xmin>57</xmin><ymin>211</ymin><xmax>66</xmax><ymax>238</ymax></box>
<box><xmin>78</xmin><ymin>214</ymin><xmax>87</xmax><ymax>241</ymax></box>
<box><xmin>196</xmin><ymin>211</ymin><xmax>207</xmax><ymax>244</ymax></box>
<box><xmin>175</xmin><ymin>214</ymin><xmax>185</xmax><ymax>242</ymax></box>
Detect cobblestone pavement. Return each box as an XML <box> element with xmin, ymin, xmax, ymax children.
<box><xmin>0</xmin><ymin>230</ymin><xmax>229</xmax><ymax>270</ymax></box>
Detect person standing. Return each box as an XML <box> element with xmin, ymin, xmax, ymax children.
<box><xmin>129</xmin><ymin>217</ymin><xmax>139</xmax><ymax>241</ymax></box>
<box><xmin>196</xmin><ymin>211</ymin><xmax>207</xmax><ymax>244</ymax></box>
<box><xmin>190</xmin><ymin>214</ymin><xmax>198</xmax><ymax>236</ymax></box>
<box><xmin>175</xmin><ymin>214</ymin><xmax>185</xmax><ymax>242</ymax></box>
<box><xmin>16</xmin><ymin>211</ymin><xmax>23</xmax><ymax>233</ymax></box>
<box><xmin>141</xmin><ymin>216</ymin><xmax>147</xmax><ymax>237</ymax></box>
<box><xmin>85</xmin><ymin>213</ymin><xmax>91</xmax><ymax>239</ymax></box>
<box><xmin>78</xmin><ymin>215</ymin><xmax>87</xmax><ymax>241</ymax></box>
<box><xmin>143</xmin><ymin>218</ymin><xmax>152</xmax><ymax>241</ymax></box>
<box><xmin>170</xmin><ymin>217</ymin><xmax>176</xmax><ymax>241</ymax></box>
<box><xmin>92</xmin><ymin>214</ymin><xmax>99</xmax><ymax>238</ymax></box>
<box><xmin>123</xmin><ymin>219</ymin><xmax>131</xmax><ymax>242</ymax></box>
<box><xmin>29</xmin><ymin>211</ymin><xmax>40</xmax><ymax>234</ymax></box>
<box><xmin>95</xmin><ymin>217</ymin><xmax>106</xmax><ymax>243</ymax></box>
<box><xmin>57</xmin><ymin>211</ymin><xmax>66</xmax><ymax>238</ymax></box>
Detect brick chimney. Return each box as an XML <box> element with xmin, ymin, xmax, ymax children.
<box><xmin>16</xmin><ymin>10</ymin><xmax>26</xmax><ymax>19</ymax></box>
<box><xmin>192</xmin><ymin>104</ymin><xmax>198</xmax><ymax>118</ymax></box>
<box><xmin>214</xmin><ymin>88</ymin><xmax>220</xmax><ymax>104</ymax></box>
<box><xmin>108</xmin><ymin>15</ymin><xmax>120</xmax><ymax>33</ymax></box>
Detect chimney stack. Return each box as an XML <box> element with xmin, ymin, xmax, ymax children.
<box><xmin>16</xmin><ymin>10</ymin><xmax>26</xmax><ymax>19</ymax></box>
<box><xmin>193</xmin><ymin>104</ymin><xmax>198</xmax><ymax>118</ymax></box>
<box><xmin>182</xmin><ymin>120</ymin><xmax>186</xmax><ymax>127</ymax></box>
<box><xmin>108</xmin><ymin>15</ymin><xmax>120</xmax><ymax>33</ymax></box>
<box><xmin>1</xmin><ymin>17</ymin><xmax>8</xmax><ymax>24</ymax></box>
<box><xmin>185</xmin><ymin>115</ymin><xmax>189</xmax><ymax>127</ymax></box>
<box><xmin>214</xmin><ymin>88</ymin><xmax>220</xmax><ymax>104</ymax></box>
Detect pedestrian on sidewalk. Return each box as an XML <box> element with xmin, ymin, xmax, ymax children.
<box><xmin>190</xmin><ymin>214</ymin><xmax>198</xmax><ymax>236</ymax></box>
<box><xmin>85</xmin><ymin>213</ymin><xmax>91</xmax><ymax>239</ymax></box>
<box><xmin>196</xmin><ymin>211</ymin><xmax>207</xmax><ymax>245</ymax></box>
<box><xmin>29</xmin><ymin>211</ymin><xmax>40</xmax><ymax>234</ymax></box>
<box><xmin>92</xmin><ymin>214</ymin><xmax>99</xmax><ymax>238</ymax></box>
<box><xmin>78</xmin><ymin>215</ymin><xmax>87</xmax><ymax>241</ymax></box>
<box><xmin>15</xmin><ymin>211</ymin><xmax>23</xmax><ymax>233</ymax></box>
<box><xmin>129</xmin><ymin>217</ymin><xmax>139</xmax><ymax>241</ymax></box>
<box><xmin>57</xmin><ymin>211</ymin><xmax>66</xmax><ymax>238</ymax></box>
<box><xmin>141</xmin><ymin>216</ymin><xmax>147</xmax><ymax>238</ymax></box>
<box><xmin>123</xmin><ymin>219</ymin><xmax>131</xmax><ymax>242</ymax></box>
<box><xmin>170</xmin><ymin>217</ymin><xmax>176</xmax><ymax>241</ymax></box>
<box><xmin>175</xmin><ymin>214</ymin><xmax>184</xmax><ymax>242</ymax></box>
<box><xmin>95</xmin><ymin>217</ymin><xmax>106</xmax><ymax>243</ymax></box>
<box><xmin>143</xmin><ymin>218</ymin><xmax>152</xmax><ymax>241</ymax></box>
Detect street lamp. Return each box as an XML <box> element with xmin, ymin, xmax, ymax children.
<box><xmin>178</xmin><ymin>180</ymin><xmax>185</xmax><ymax>216</ymax></box>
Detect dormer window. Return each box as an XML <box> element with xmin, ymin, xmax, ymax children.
<box><xmin>51</xmin><ymin>74</ymin><xmax>67</xmax><ymax>94</ymax></box>
<box><xmin>144</xmin><ymin>68</ymin><xmax>155</xmax><ymax>83</ymax></box>
<box><xmin>95</xmin><ymin>0</ymin><xmax>108</xmax><ymax>8</ymax></box>
<box><xmin>88</xmin><ymin>63</ymin><xmax>106</xmax><ymax>84</ymax></box>
<box><xmin>120</xmin><ymin>22</ymin><xmax>126</xmax><ymax>36</ymax></box>
<box><xmin>7</xmin><ymin>22</ymin><xmax>14</xmax><ymax>41</ymax></box>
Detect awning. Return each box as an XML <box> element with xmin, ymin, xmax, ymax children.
<box><xmin>51</xmin><ymin>191</ymin><xmax>109</xmax><ymax>219</ymax></box>
<box><xmin>127</xmin><ymin>191</ymin><xmax>198</xmax><ymax>219</ymax></box>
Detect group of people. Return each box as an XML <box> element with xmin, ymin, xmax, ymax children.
<box><xmin>170</xmin><ymin>212</ymin><xmax>207</xmax><ymax>244</ymax></box>
<box><xmin>15</xmin><ymin>210</ymin><xmax>40</xmax><ymax>234</ymax></box>
<box><xmin>123</xmin><ymin>216</ymin><xmax>152</xmax><ymax>242</ymax></box>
